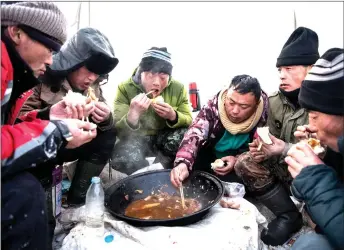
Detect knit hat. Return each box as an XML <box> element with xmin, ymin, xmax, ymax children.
<box><xmin>138</xmin><ymin>47</ymin><xmax>173</xmax><ymax>75</ymax></box>
<box><xmin>1</xmin><ymin>1</ymin><xmax>67</xmax><ymax>51</ymax></box>
<box><xmin>299</xmin><ymin>48</ymin><xmax>344</xmax><ymax>115</ymax></box>
<box><xmin>276</xmin><ymin>27</ymin><xmax>319</xmax><ymax>67</ymax></box>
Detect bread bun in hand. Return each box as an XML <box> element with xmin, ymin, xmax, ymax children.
<box><xmin>152</xmin><ymin>96</ymin><xmax>164</xmax><ymax>104</ymax></box>
<box><xmin>211</xmin><ymin>159</ymin><xmax>226</xmax><ymax>170</ymax></box>
<box><xmin>257</xmin><ymin>127</ymin><xmax>273</xmax><ymax>145</ymax></box>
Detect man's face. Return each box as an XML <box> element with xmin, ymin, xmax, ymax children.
<box><xmin>141</xmin><ymin>71</ymin><xmax>169</xmax><ymax>98</ymax></box>
<box><xmin>67</xmin><ymin>66</ymin><xmax>99</xmax><ymax>91</ymax></box>
<box><xmin>308</xmin><ymin>111</ymin><xmax>344</xmax><ymax>152</ymax></box>
<box><xmin>11</xmin><ymin>28</ymin><xmax>53</xmax><ymax>77</ymax></box>
<box><xmin>224</xmin><ymin>88</ymin><xmax>259</xmax><ymax>124</ymax></box>
<box><xmin>278</xmin><ymin>65</ymin><xmax>312</xmax><ymax>91</ymax></box>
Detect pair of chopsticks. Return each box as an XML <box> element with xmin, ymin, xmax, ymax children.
<box><xmin>180</xmin><ymin>185</ymin><xmax>186</xmax><ymax>209</ymax></box>
<box><xmin>178</xmin><ymin>169</ymin><xmax>186</xmax><ymax>209</ymax></box>
<box><xmin>81</xmin><ymin>116</ymin><xmax>92</xmax><ymax>135</ymax></box>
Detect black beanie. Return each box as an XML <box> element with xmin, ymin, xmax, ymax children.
<box><xmin>299</xmin><ymin>48</ymin><xmax>344</xmax><ymax>115</ymax></box>
<box><xmin>276</xmin><ymin>27</ymin><xmax>320</xmax><ymax>67</ymax></box>
<box><xmin>138</xmin><ymin>47</ymin><xmax>173</xmax><ymax>75</ymax></box>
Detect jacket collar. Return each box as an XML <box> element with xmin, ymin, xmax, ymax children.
<box><xmin>2</xmin><ymin>35</ymin><xmax>40</xmax><ymax>99</ymax></box>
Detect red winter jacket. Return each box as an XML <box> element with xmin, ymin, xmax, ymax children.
<box><xmin>1</xmin><ymin>41</ymin><xmax>71</xmax><ymax>179</ymax></box>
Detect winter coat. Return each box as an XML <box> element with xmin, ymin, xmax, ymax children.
<box><xmin>174</xmin><ymin>90</ymin><xmax>269</xmax><ymax>170</ymax></box>
<box><xmin>114</xmin><ymin>69</ymin><xmax>192</xmax><ymax>138</ymax></box>
<box><xmin>291</xmin><ymin>136</ymin><xmax>344</xmax><ymax>249</ymax></box>
<box><xmin>1</xmin><ymin>39</ymin><xmax>70</xmax><ymax>179</ymax></box>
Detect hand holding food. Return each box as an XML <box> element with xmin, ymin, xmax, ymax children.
<box><xmin>285</xmin><ymin>141</ymin><xmax>324</xmax><ymax>178</ymax></box>
<box><xmin>152</xmin><ymin>100</ymin><xmax>176</xmax><ymax>121</ymax></box>
<box><xmin>59</xmin><ymin>90</ymin><xmax>96</xmax><ymax>120</ymax></box>
<box><xmin>294</xmin><ymin>124</ymin><xmax>318</xmax><ymax>141</ymax></box>
<box><xmin>248</xmin><ymin>139</ymin><xmax>267</xmax><ymax>163</ymax></box>
<box><xmin>62</xmin><ymin>119</ymin><xmax>97</xmax><ymax>149</ymax></box>
<box><xmin>127</xmin><ymin>93</ymin><xmax>152</xmax><ymax>126</ymax></box>
<box><xmin>211</xmin><ymin>156</ymin><xmax>236</xmax><ymax>176</ymax></box>
<box><xmin>252</xmin><ymin>127</ymin><xmax>286</xmax><ymax>158</ymax></box>
<box><xmin>91</xmin><ymin>101</ymin><xmax>111</xmax><ymax>123</ymax></box>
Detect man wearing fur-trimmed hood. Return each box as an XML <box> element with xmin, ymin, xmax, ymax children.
<box><xmin>18</xmin><ymin>27</ymin><xmax>118</xmax><ymax>211</ymax></box>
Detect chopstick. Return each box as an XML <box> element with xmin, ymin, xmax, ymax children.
<box><xmin>257</xmin><ymin>141</ymin><xmax>263</xmax><ymax>151</ymax></box>
<box><xmin>145</xmin><ymin>90</ymin><xmax>155</xmax><ymax>96</ymax></box>
<box><xmin>180</xmin><ymin>185</ymin><xmax>186</xmax><ymax>209</ymax></box>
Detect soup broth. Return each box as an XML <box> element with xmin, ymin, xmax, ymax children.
<box><xmin>125</xmin><ymin>193</ymin><xmax>202</xmax><ymax>220</ymax></box>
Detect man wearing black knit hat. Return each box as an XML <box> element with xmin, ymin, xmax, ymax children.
<box><xmin>112</xmin><ymin>47</ymin><xmax>192</xmax><ymax>174</ymax></box>
<box><xmin>249</xmin><ymin>28</ymin><xmax>344</xmax><ymax>247</ymax></box>
<box><xmin>247</xmin><ymin>27</ymin><xmax>319</xmax><ymax>246</ymax></box>
<box><xmin>286</xmin><ymin>48</ymin><xmax>344</xmax><ymax>250</ymax></box>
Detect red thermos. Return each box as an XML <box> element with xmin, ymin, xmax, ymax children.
<box><xmin>189</xmin><ymin>82</ymin><xmax>199</xmax><ymax>111</ymax></box>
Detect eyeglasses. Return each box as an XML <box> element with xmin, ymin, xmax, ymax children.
<box><xmin>98</xmin><ymin>75</ymin><xmax>109</xmax><ymax>86</ymax></box>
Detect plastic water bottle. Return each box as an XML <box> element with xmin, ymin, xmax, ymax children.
<box><xmin>85</xmin><ymin>177</ymin><xmax>105</xmax><ymax>230</ymax></box>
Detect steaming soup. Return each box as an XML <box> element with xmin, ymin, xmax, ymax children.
<box><xmin>125</xmin><ymin>193</ymin><xmax>202</xmax><ymax>220</ymax></box>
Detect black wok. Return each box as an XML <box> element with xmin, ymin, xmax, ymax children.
<box><xmin>105</xmin><ymin>169</ymin><xmax>224</xmax><ymax>227</ymax></box>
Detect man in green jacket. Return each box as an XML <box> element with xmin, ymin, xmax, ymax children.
<box><xmin>112</xmin><ymin>47</ymin><xmax>192</xmax><ymax>174</ymax></box>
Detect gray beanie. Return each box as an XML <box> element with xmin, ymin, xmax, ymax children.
<box><xmin>1</xmin><ymin>2</ymin><xmax>67</xmax><ymax>50</ymax></box>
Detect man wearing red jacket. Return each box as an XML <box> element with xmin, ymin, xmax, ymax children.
<box><xmin>1</xmin><ymin>2</ymin><xmax>97</xmax><ymax>249</ymax></box>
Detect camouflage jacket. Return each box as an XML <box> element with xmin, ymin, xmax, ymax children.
<box><xmin>174</xmin><ymin>91</ymin><xmax>269</xmax><ymax>170</ymax></box>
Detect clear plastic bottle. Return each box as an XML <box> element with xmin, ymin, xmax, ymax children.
<box><xmin>85</xmin><ymin>177</ymin><xmax>105</xmax><ymax>229</ymax></box>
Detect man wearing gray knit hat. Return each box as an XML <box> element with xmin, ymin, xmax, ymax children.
<box><xmin>1</xmin><ymin>2</ymin><xmax>97</xmax><ymax>250</ymax></box>
<box><xmin>1</xmin><ymin>1</ymin><xmax>67</xmax><ymax>52</ymax></box>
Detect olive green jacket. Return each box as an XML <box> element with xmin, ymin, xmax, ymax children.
<box><xmin>268</xmin><ymin>91</ymin><xmax>308</xmax><ymax>144</ymax></box>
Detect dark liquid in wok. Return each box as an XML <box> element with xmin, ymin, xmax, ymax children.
<box><xmin>125</xmin><ymin>193</ymin><xmax>202</xmax><ymax>220</ymax></box>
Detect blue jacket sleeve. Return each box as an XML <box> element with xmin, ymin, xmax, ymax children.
<box><xmin>291</xmin><ymin>164</ymin><xmax>344</xmax><ymax>249</ymax></box>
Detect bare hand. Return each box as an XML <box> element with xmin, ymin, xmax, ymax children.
<box><xmin>249</xmin><ymin>139</ymin><xmax>267</xmax><ymax>162</ymax></box>
<box><xmin>62</xmin><ymin>119</ymin><xmax>97</xmax><ymax>149</ymax></box>
<box><xmin>50</xmin><ymin>100</ymin><xmax>79</xmax><ymax>120</ymax></box>
<box><xmin>213</xmin><ymin>156</ymin><xmax>236</xmax><ymax>176</ymax></box>
<box><xmin>152</xmin><ymin>102</ymin><xmax>176</xmax><ymax>121</ymax></box>
<box><xmin>285</xmin><ymin>143</ymin><xmax>324</xmax><ymax>178</ymax></box>
<box><xmin>170</xmin><ymin>163</ymin><xmax>189</xmax><ymax>188</ymax></box>
<box><xmin>50</xmin><ymin>100</ymin><xmax>95</xmax><ymax>120</ymax></box>
<box><xmin>294</xmin><ymin>125</ymin><xmax>318</xmax><ymax>141</ymax></box>
<box><xmin>220</xmin><ymin>199</ymin><xmax>240</xmax><ymax>210</ymax></box>
<box><xmin>91</xmin><ymin>101</ymin><xmax>111</xmax><ymax>123</ymax></box>
<box><xmin>127</xmin><ymin>93</ymin><xmax>151</xmax><ymax>126</ymax></box>
<box><xmin>255</xmin><ymin>133</ymin><xmax>286</xmax><ymax>158</ymax></box>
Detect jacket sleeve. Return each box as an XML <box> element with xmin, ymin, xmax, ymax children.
<box><xmin>19</xmin><ymin>86</ymin><xmax>51</xmax><ymax>120</ymax></box>
<box><xmin>174</xmin><ymin>96</ymin><xmax>217</xmax><ymax>170</ymax></box>
<box><xmin>291</xmin><ymin>164</ymin><xmax>344</xmax><ymax>249</ymax></box>
<box><xmin>1</xmin><ymin>119</ymin><xmax>72</xmax><ymax>178</ymax></box>
<box><xmin>113</xmin><ymin>84</ymin><xmax>139</xmax><ymax>137</ymax></box>
<box><xmin>166</xmin><ymin>85</ymin><xmax>192</xmax><ymax>129</ymax></box>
